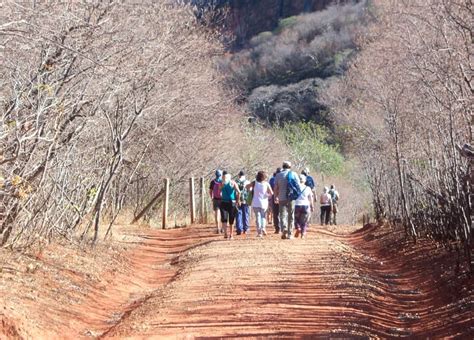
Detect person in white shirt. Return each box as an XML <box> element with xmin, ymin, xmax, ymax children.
<box><xmin>248</xmin><ymin>171</ymin><xmax>273</xmax><ymax>237</ymax></box>
<box><xmin>294</xmin><ymin>174</ymin><xmax>314</xmax><ymax>238</ymax></box>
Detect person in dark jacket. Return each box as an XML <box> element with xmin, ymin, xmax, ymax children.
<box><xmin>269</xmin><ymin>167</ymin><xmax>281</xmax><ymax>233</ymax></box>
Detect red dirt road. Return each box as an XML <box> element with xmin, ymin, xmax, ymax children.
<box><xmin>107</xmin><ymin>224</ymin><xmax>472</xmax><ymax>338</ymax></box>
<box><xmin>1</xmin><ymin>224</ymin><xmax>473</xmax><ymax>339</ymax></box>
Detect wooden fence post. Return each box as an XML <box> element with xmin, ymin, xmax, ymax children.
<box><xmin>204</xmin><ymin>193</ymin><xmax>209</xmax><ymax>224</ymax></box>
<box><xmin>131</xmin><ymin>188</ymin><xmax>164</xmax><ymax>224</ymax></box>
<box><xmin>200</xmin><ymin>177</ymin><xmax>205</xmax><ymax>223</ymax></box>
<box><xmin>190</xmin><ymin>177</ymin><xmax>196</xmax><ymax>224</ymax></box>
<box><xmin>162</xmin><ymin>178</ymin><xmax>169</xmax><ymax>229</ymax></box>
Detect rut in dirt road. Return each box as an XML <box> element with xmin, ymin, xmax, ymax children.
<box><xmin>104</xmin><ymin>225</ymin><xmax>472</xmax><ymax>338</ymax></box>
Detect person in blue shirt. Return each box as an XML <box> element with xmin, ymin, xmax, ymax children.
<box><xmin>302</xmin><ymin>168</ymin><xmax>316</xmax><ymax>191</ymax></box>
<box><xmin>219</xmin><ymin>172</ymin><xmax>241</xmax><ymax>239</ymax></box>
<box><xmin>274</xmin><ymin>161</ymin><xmax>299</xmax><ymax>239</ymax></box>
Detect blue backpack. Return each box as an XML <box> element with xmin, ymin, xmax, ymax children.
<box><xmin>286</xmin><ymin>171</ymin><xmax>301</xmax><ymax>201</ymax></box>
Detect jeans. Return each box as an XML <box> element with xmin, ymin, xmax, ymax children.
<box><xmin>236</xmin><ymin>204</ymin><xmax>250</xmax><ymax>233</ymax></box>
<box><xmin>272</xmin><ymin>202</ymin><xmax>280</xmax><ymax>232</ymax></box>
<box><xmin>253</xmin><ymin>207</ymin><xmax>267</xmax><ymax>235</ymax></box>
<box><xmin>320</xmin><ymin>205</ymin><xmax>331</xmax><ymax>225</ymax></box>
<box><xmin>279</xmin><ymin>200</ymin><xmax>295</xmax><ymax>237</ymax></box>
<box><xmin>295</xmin><ymin>205</ymin><xmax>310</xmax><ymax>234</ymax></box>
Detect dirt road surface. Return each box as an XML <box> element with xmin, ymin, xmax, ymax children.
<box><xmin>1</xmin><ymin>224</ymin><xmax>472</xmax><ymax>339</ymax></box>
<box><xmin>105</xmin><ymin>224</ymin><xmax>472</xmax><ymax>338</ymax></box>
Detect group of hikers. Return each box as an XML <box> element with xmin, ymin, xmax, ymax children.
<box><xmin>209</xmin><ymin>161</ymin><xmax>340</xmax><ymax>240</ymax></box>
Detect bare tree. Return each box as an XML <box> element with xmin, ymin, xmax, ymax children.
<box><xmin>0</xmin><ymin>1</ymin><xmax>265</xmax><ymax>247</ymax></box>
<box><xmin>324</xmin><ymin>0</ymin><xmax>472</xmax><ymax>267</ymax></box>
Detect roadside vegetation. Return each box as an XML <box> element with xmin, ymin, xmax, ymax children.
<box><xmin>0</xmin><ymin>1</ymin><xmax>280</xmax><ymax>248</ymax></box>
<box><xmin>325</xmin><ymin>0</ymin><xmax>472</xmax><ymax>267</ymax></box>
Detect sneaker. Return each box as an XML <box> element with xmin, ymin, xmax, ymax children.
<box><xmin>287</xmin><ymin>234</ymin><xmax>293</xmax><ymax>240</ymax></box>
<box><xmin>236</xmin><ymin>231</ymin><xmax>242</xmax><ymax>236</ymax></box>
<box><xmin>301</xmin><ymin>233</ymin><xmax>307</xmax><ymax>239</ymax></box>
<box><xmin>281</xmin><ymin>234</ymin><xmax>287</xmax><ymax>239</ymax></box>
<box><xmin>295</xmin><ymin>230</ymin><xmax>300</xmax><ymax>238</ymax></box>
<box><xmin>229</xmin><ymin>235</ymin><xmax>234</xmax><ymax>240</ymax></box>
<box><xmin>274</xmin><ymin>229</ymin><xmax>280</xmax><ymax>234</ymax></box>
<box><xmin>257</xmin><ymin>233</ymin><xmax>263</xmax><ymax>238</ymax></box>
<box><xmin>262</xmin><ymin>229</ymin><xmax>267</xmax><ymax>236</ymax></box>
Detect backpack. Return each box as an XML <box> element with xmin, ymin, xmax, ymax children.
<box><xmin>320</xmin><ymin>193</ymin><xmax>331</xmax><ymax>205</ymax></box>
<box><xmin>305</xmin><ymin>176</ymin><xmax>315</xmax><ymax>190</ymax></box>
<box><xmin>236</xmin><ymin>179</ymin><xmax>248</xmax><ymax>203</ymax></box>
<box><xmin>286</xmin><ymin>171</ymin><xmax>301</xmax><ymax>201</ymax></box>
<box><xmin>329</xmin><ymin>189</ymin><xmax>339</xmax><ymax>202</ymax></box>
<box><xmin>245</xmin><ymin>181</ymin><xmax>255</xmax><ymax>206</ymax></box>
<box><xmin>212</xmin><ymin>179</ymin><xmax>222</xmax><ymax>199</ymax></box>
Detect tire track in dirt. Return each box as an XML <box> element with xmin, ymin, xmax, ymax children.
<box><xmin>1</xmin><ymin>225</ymin><xmax>222</xmax><ymax>339</ymax></box>
<box><xmin>76</xmin><ymin>226</ymin><xmax>221</xmax><ymax>338</ymax></box>
<box><xmin>104</xmin><ymin>225</ymin><xmax>473</xmax><ymax>338</ymax></box>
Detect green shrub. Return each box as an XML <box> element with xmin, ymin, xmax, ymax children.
<box><xmin>275</xmin><ymin>16</ymin><xmax>298</xmax><ymax>33</ymax></box>
<box><xmin>278</xmin><ymin>122</ymin><xmax>344</xmax><ymax>175</ymax></box>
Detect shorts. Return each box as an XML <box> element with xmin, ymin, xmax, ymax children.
<box><xmin>212</xmin><ymin>198</ymin><xmax>221</xmax><ymax>211</ymax></box>
<box><xmin>220</xmin><ymin>201</ymin><xmax>237</xmax><ymax>225</ymax></box>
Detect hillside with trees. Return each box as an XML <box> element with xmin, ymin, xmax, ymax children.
<box><xmin>219</xmin><ymin>1</ymin><xmax>368</xmax><ymax>125</ymax></box>
<box><xmin>192</xmin><ymin>0</ymin><xmax>338</xmax><ymax>48</ymax></box>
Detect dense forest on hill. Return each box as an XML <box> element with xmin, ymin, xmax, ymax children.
<box><xmin>220</xmin><ymin>1</ymin><xmax>367</xmax><ymax>125</ymax></box>
<box><xmin>194</xmin><ymin>0</ymin><xmax>367</xmax><ymax>126</ymax></box>
<box><xmin>192</xmin><ymin>0</ymin><xmax>338</xmax><ymax>47</ymax></box>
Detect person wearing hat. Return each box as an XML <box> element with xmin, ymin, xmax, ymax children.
<box><xmin>302</xmin><ymin>167</ymin><xmax>316</xmax><ymax>222</ymax></box>
<box><xmin>209</xmin><ymin>169</ymin><xmax>223</xmax><ymax>233</ymax></box>
<box><xmin>274</xmin><ymin>161</ymin><xmax>298</xmax><ymax>239</ymax></box>
<box><xmin>301</xmin><ymin>167</ymin><xmax>316</xmax><ymax>191</ymax></box>
<box><xmin>235</xmin><ymin>170</ymin><xmax>250</xmax><ymax>235</ymax></box>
